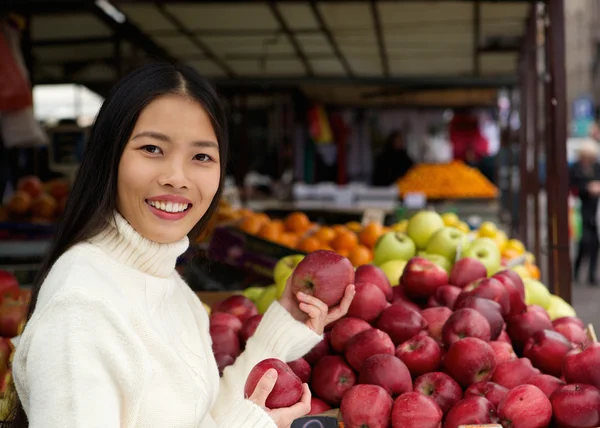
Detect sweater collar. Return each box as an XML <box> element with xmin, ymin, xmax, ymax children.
<box><xmin>89</xmin><ymin>211</ymin><xmax>189</xmax><ymax>277</ymax></box>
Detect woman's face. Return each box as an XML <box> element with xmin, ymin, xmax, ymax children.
<box><xmin>117</xmin><ymin>94</ymin><xmax>220</xmax><ymax>244</ymax></box>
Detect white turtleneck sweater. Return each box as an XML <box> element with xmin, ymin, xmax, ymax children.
<box><xmin>12</xmin><ymin>213</ymin><xmax>322</xmax><ymax>428</ymax></box>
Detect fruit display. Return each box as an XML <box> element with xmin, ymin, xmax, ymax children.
<box><xmin>205</xmin><ymin>208</ymin><xmax>597</xmax><ymax>427</ymax></box>
<box><xmin>1</xmin><ymin>176</ymin><xmax>70</xmax><ymax>224</ymax></box>
<box><xmin>396</xmin><ymin>160</ymin><xmax>499</xmax><ymax>199</ymax></box>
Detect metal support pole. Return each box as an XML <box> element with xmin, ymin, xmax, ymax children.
<box><xmin>519</xmin><ymin>54</ymin><xmax>529</xmax><ymax>243</ymax></box>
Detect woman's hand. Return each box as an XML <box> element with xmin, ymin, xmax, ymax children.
<box><xmin>279</xmin><ymin>276</ymin><xmax>355</xmax><ymax>335</ymax></box>
<box><xmin>248</xmin><ymin>369</ymin><xmax>311</xmax><ymax>428</ymax></box>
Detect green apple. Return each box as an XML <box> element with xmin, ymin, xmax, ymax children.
<box><xmin>379</xmin><ymin>259</ymin><xmax>407</xmax><ymax>286</ymax></box>
<box><xmin>406</xmin><ymin>210</ymin><xmax>445</xmax><ymax>250</ymax></box>
<box><xmin>256</xmin><ymin>284</ymin><xmax>278</xmax><ymax>314</ymax></box>
<box><xmin>546</xmin><ymin>294</ymin><xmax>576</xmax><ymax>320</ymax></box>
<box><xmin>373</xmin><ymin>232</ymin><xmax>416</xmax><ymax>265</ymax></box>
<box><xmin>523</xmin><ymin>278</ymin><xmax>551</xmax><ymax>309</ymax></box>
<box><xmin>462</xmin><ymin>237</ymin><xmax>501</xmax><ymax>276</ymax></box>
<box><xmin>420</xmin><ymin>253</ymin><xmax>452</xmax><ymax>273</ymax></box>
<box><xmin>273</xmin><ymin>254</ymin><xmax>305</xmax><ymax>284</ymax></box>
<box><xmin>242</xmin><ymin>286</ymin><xmax>267</xmax><ymax>303</ymax></box>
<box><xmin>425</xmin><ymin>226</ymin><xmax>470</xmax><ymax>262</ymax></box>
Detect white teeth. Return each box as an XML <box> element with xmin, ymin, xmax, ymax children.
<box><xmin>148</xmin><ymin>200</ymin><xmax>189</xmax><ymax>213</ymax></box>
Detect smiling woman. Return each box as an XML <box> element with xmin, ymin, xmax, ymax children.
<box><xmin>6</xmin><ymin>63</ymin><xmax>356</xmax><ymax>428</ymax></box>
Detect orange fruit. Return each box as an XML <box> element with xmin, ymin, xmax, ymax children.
<box><xmin>254</xmin><ymin>212</ymin><xmax>271</xmax><ymax>226</ymax></box>
<box><xmin>348</xmin><ymin>245</ymin><xmax>373</xmax><ymax>266</ymax></box>
<box><xmin>238</xmin><ymin>208</ymin><xmax>254</xmax><ymax>218</ymax></box>
<box><xmin>239</xmin><ymin>216</ymin><xmax>263</xmax><ymax>235</ymax></box>
<box><xmin>332</xmin><ymin>224</ymin><xmax>348</xmax><ymax>235</ymax></box>
<box><xmin>346</xmin><ymin>221</ymin><xmax>362</xmax><ymax>233</ymax></box>
<box><xmin>526</xmin><ymin>262</ymin><xmax>541</xmax><ymax>280</ymax></box>
<box><xmin>277</xmin><ymin>233</ymin><xmax>299</xmax><ymax>249</ymax></box>
<box><xmin>330</xmin><ymin>230</ymin><xmax>359</xmax><ymax>252</ymax></box>
<box><xmin>285</xmin><ymin>212</ymin><xmax>311</xmax><ymax>233</ymax></box>
<box><xmin>257</xmin><ymin>223</ymin><xmax>282</xmax><ymax>241</ymax></box>
<box><xmin>313</xmin><ymin>226</ymin><xmax>336</xmax><ymax>244</ymax></box>
<box><xmin>337</xmin><ymin>248</ymin><xmax>351</xmax><ymax>258</ymax></box>
<box><xmin>501</xmin><ymin>248</ymin><xmax>520</xmax><ymax>260</ymax></box>
<box><xmin>298</xmin><ymin>237</ymin><xmax>322</xmax><ymax>253</ymax></box>
<box><xmin>359</xmin><ymin>223</ymin><xmax>385</xmax><ymax>249</ymax></box>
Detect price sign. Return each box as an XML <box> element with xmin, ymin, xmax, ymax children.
<box><xmin>403</xmin><ymin>192</ymin><xmax>427</xmax><ymax>209</ymax></box>
<box><xmin>361</xmin><ymin>208</ymin><xmax>385</xmax><ymax>226</ymax></box>
<box><xmin>292</xmin><ymin>416</ymin><xmax>339</xmax><ymax>428</ymax></box>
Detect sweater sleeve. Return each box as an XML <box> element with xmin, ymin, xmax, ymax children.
<box><xmin>210</xmin><ymin>301</ymin><xmax>322</xmax><ymax>424</ymax></box>
<box><xmin>13</xmin><ymin>289</ymin><xmax>148</xmax><ymax>428</ymax></box>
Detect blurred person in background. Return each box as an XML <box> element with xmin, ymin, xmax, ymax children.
<box><xmin>570</xmin><ymin>139</ymin><xmax>600</xmax><ymax>285</ymax></box>
<box><xmin>371</xmin><ymin>130</ymin><xmax>414</xmax><ymax>186</ymax></box>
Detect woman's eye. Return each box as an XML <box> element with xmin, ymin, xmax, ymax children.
<box><xmin>141</xmin><ymin>145</ymin><xmax>162</xmax><ymax>155</ymax></box>
<box><xmin>195</xmin><ymin>154</ymin><xmax>212</xmax><ymax>162</ymax></box>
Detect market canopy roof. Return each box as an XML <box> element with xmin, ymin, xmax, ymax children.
<box><xmin>6</xmin><ymin>0</ymin><xmax>534</xmax><ymax>106</ymax></box>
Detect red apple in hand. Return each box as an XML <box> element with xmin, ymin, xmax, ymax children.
<box><xmin>359</xmin><ymin>354</ymin><xmax>412</xmax><ymax>397</ymax></box>
<box><xmin>401</xmin><ymin>257</ymin><xmax>449</xmax><ymax>301</ymax></box>
<box><xmin>498</xmin><ymin>385</ymin><xmax>552</xmax><ymax>428</ymax></box>
<box><xmin>489</xmin><ymin>341</ymin><xmax>518</xmax><ymax>364</ymax></box>
<box><xmin>347</xmin><ymin>282</ymin><xmax>388</xmax><ymax>322</ymax></box>
<box><xmin>430</xmin><ymin>284</ymin><xmax>462</xmax><ymax>309</ymax></box>
<box><xmin>391</xmin><ymin>392</ymin><xmax>443</xmax><ymax>428</ymax></box>
<box><xmin>454</xmin><ymin>296</ymin><xmax>504</xmax><ymax>340</ymax></box>
<box><xmin>526</xmin><ymin>374</ymin><xmax>565</xmax><ymax>398</ymax></box>
<box><xmin>244</xmin><ymin>358</ymin><xmax>303</xmax><ymax>408</ymax></box>
<box><xmin>303</xmin><ymin>334</ymin><xmax>330</xmax><ymax>365</ymax></box>
<box><xmin>376</xmin><ymin>303</ymin><xmax>427</xmax><ymax>346</ymax></box>
<box><xmin>523</xmin><ymin>329</ymin><xmax>572</xmax><ymax>377</ymax></box>
<box><xmin>290</xmin><ymin>250</ymin><xmax>354</xmax><ymax>307</ymax></box>
<box><xmin>396</xmin><ymin>335</ymin><xmax>442</xmax><ymax>377</ymax></box>
<box><xmin>309</xmin><ymin>397</ymin><xmax>331</xmax><ymax>415</ymax></box>
<box><xmin>311</xmin><ymin>355</ymin><xmax>356</xmax><ymax>406</ymax></box>
<box><xmin>444</xmin><ymin>337</ymin><xmax>497</xmax><ymax>387</ymax></box>
<box><xmin>329</xmin><ymin>317</ymin><xmax>372</xmax><ymax>353</ymax></box>
<box><xmin>563</xmin><ymin>342</ymin><xmax>600</xmax><ymax>390</ymax></box>
<box><xmin>458</xmin><ymin>277</ymin><xmax>510</xmax><ymax>316</ymax></box>
<box><xmin>211</xmin><ymin>295</ymin><xmax>258</xmax><ymax>323</ymax></box>
<box><xmin>492</xmin><ymin>358</ymin><xmax>540</xmax><ymax>389</ymax></box>
<box><xmin>506</xmin><ymin>310</ymin><xmax>553</xmax><ymax>353</ymax></box>
<box><xmin>465</xmin><ymin>381</ymin><xmax>509</xmax><ymax>409</ymax></box>
<box><xmin>210</xmin><ymin>312</ymin><xmax>243</xmax><ymax>334</ymax></box>
<box><xmin>355</xmin><ymin>264</ymin><xmax>392</xmax><ymax>301</ymax></box>
<box><xmin>444</xmin><ymin>396</ymin><xmax>498</xmax><ymax>428</ymax></box>
<box><xmin>442</xmin><ymin>308</ymin><xmax>491</xmax><ymax>346</ymax></box>
<box><xmin>420</xmin><ymin>306</ymin><xmax>453</xmax><ymax>344</ymax></box>
<box><xmin>345</xmin><ymin>328</ymin><xmax>395</xmax><ymax>370</ymax></box>
<box><xmin>209</xmin><ymin>324</ymin><xmax>241</xmax><ymax>358</ymax></box>
<box><xmin>413</xmin><ymin>372</ymin><xmax>462</xmax><ymax>414</ymax></box>
<box><xmin>240</xmin><ymin>314</ymin><xmax>263</xmax><ymax>343</ymax></box>
<box><xmin>449</xmin><ymin>257</ymin><xmax>488</xmax><ymax>288</ymax></box>
<box><xmin>341</xmin><ymin>385</ymin><xmax>393</xmax><ymax>428</ymax></box>
<box><xmin>288</xmin><ymin>358</ymin><xmax>311</xmax><ymax>383</ymax></box>
<box><xmin>550</xmin><ymin>384</ymin><xmax>600</xmax><ymax>428</ymax></box>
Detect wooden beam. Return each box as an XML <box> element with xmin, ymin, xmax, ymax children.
<box><xmin>370</xmin><ymin>0</ymin><xmax>389</xmax><ymax>76</ymax></box>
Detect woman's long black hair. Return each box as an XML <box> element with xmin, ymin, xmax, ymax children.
<box><xmin>6</xmin><ymin>62</ymin><xmax>229</xmax><ymax>426</ymax></box>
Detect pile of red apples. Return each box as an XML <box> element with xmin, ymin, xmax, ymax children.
<box><xmin>208</xmin><ymin>251</ymin><xmax>600</xmax><ymax>428</ymax></box>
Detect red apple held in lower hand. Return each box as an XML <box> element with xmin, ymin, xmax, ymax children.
<box><xmin>391</xmin><ymin>391</ymin><xmax>443</xmax><ymax>428</ymax></box>
<box><xmin>396</xmin><ymin>335</ymin><xmax>442</xmax><ymax>377</ymax></box>
<box><xmin>347</xmin><ymin>282</ymin><xmax>388</xmax><ymax>322</ymax></box>
<box><xmin>210</xmin><ymin>312</ymin><xmax>243</xmax><ymax>334</ymax></box>
<box><xmin>449</xmin><ymin>257</ymin><xmax>488</xmax><ymax>288</ymax></box>
<box><xmin>506</xmin><ymin>310</ymin><xmax>553</xmax><ymax>353</ymax></box>
<box><xmin>303</xmin><ymin>334</ymin><xmax>330</xmax><ymax>366</ymax></box>
<box><xmin>209</xmin><ymin>324</ymin><xmax>241</xmax><ymax>358</ymax></box>
<box><xmin>329</xmin><ymin>317</ymin><xmax>372</xmax><ymax>353</ymax></box>
<box><xmin>444</xmin><ymin>396</ymin><xmax>498</xmax><ymax>428</ymax></box>
<box><xmin>413</xmin><ymin>371</ymin><xmax>463</xmax><ymax>414</ymax></box>
<box><xmin>345</xmin><ymin>328</ymin><xmax>395</xmax><ymax>371</ymax></box>
<box><xmin>526</xmin><ymin>374</ymin><xmax>565</xmax><ymax>398</ymax></box>
<box><xmin>420</xmin><ymin>306</ymin><xmax>453</xmax><ymax>345</ymax></box>
<box><xmin>489</xmin><ymin>341</ymin><xmax>518</xmax><ymax>364</ymax></box>
<box><xmin>341</xmin><ymin>384</ymin><xmax>393</xmax><ymax>428</ymax></box>
<box><xmin>211</xmin><ymin>295</ymin><xmax>258</xmax><ymax>323</ymax></box>
<box><xmin>401</xmin><ymin>257</ymin><xmax>449</xmax><ymax>301</ymax></box>
<box><xmin>465</xmin><ymin>381</ymin><xmax>509</xmax><ymax>409</ymax></box>
<box><xmin>458</xmin><ymin>277</ymin><xmax>511</xmax><ymax>316</ymax></box>
<box><xmin>355</xmin><ymin>264</ymin><xmax>393</xmax><ymax>301</ymax></box>
<box><xmin>432</xmin><ymin>284</ymin><xmax>462</xmax><ymax>309</ymax></box>
<box><xmin>523</xmin><ymin>329</ymin><xmax>572</xmax><ymax>377</ymax></box>
<box><xmin>309</xmin><ymin>397</ymin><xmax>331</xmax><ymax>415</ymax></box>
<box><xmin>311</xmin><ymin>355</ymin><xmax>357</xmax><ymax>406</ymax></box>
<box><xmin>442</xmin><ymin>308</ymin><xmax>491</xmax><ymax>346</ymax></box>
<box><xmin>498</xmin><ymin>384</ymin><xmax>552</xmax><ymax>428</ymax></box>
<box><xmin>562</xmin><ymin>342</ymin><xmax>600</xmax><ymax>390</ymax></box>
<box><xmin>240</xmin><ymin>314</ymin><xmax>263</xmax><ymax>343</ymax></box>
<box><xmin>290</xmin><ymin>250</ymin><xmax>355</xmax><ymax>307</ymax></box>
<box><xmin>288</xmin><ymin>358</ymin><xmax>311</xmax><ymax>384</ymax></box>
<box><xmin>359</xmin><ymin>354</ymin><xmax>412</xmax><ymax>397</ymax></box>
<box><xmin>454</xmin><ymin>296</ymin><xmax>505</xmax><ymax>340</ymax></box>
<box><xmin>444</xmin><ymin>337</ymin><xmax>497</xmax><ymax>387</ymax></box>
<box><xmin>376</xmin><ymin>303</ymin><xmax>428</xmax><ymax>346</ymax></box>
<box><xmin>550</xmin><ymin>384</ymin><xmax>600</xmax><ymax>428</ymax></box>
<box><xmin>244</xmin><ymin>358</ymin><xmax>303</xmax><ymax>409</ymax></box>
<box><xmin>491</xmin><ymin>358</ymin><xmax>540</xmax><ymax>389</ymax></box>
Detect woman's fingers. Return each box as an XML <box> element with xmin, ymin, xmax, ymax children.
<box><xmin>326</xmin><ymin>284</ymin><xmax>355</xmax><ymax>323</ymax></box>
<box><xmin>284</xmin><ymin>383</ymin><xmax>312</xmax><ymax>421</ymax></box>
<box><xmin>296</xmin><ymin>292</ymin><xmax>328</xmax><ymax>314</ymax></box>
<box><xmin>248</xmin><ymin>369</ymin><xmax>277</xmax><ymax>407</ymax></box>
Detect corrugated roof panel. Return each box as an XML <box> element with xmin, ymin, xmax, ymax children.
<box><xmin>310</xmin><ymin>58</ymin><xmax>346</xmax><ymax>75</ymax></box>
<box><xmin>228</xmin><ymin>58</ymin><xmax>305</xmax><ymax>76</ymax></box>
<box><xmin>153</xmin><ymin>35</ymin><xmax>203</xmax><ymax>56</ymax></box>
<box><xmin>34</xmin><ymin>44</ymin><xmax>114</xmax><ymax>62</ymax></box>
<box><xmin>32</xmin><ymin>14</ymin><xmax>112</xmax><ymax>40</ymax></box>
<box><xmin>201</xmin><ymin>34</ymin><xmax>295</xmax><ymax>56</ymax></box>
<box><xmin>277</xmin><ymin>2</ymin><xmax>319</xmax><ymax>30</ymax></box>
<box><xmin>117</xmin><ymin>5</ymin><xmax>176</xmax><ymax>32</ymax></box>
<box><xmin>296</xmin><ymin>33</ymin><xmax>334</xmax><ymax>55</ymax></box>
<box><xmin>480</xmin><ymin>52</ymin><xmax>519</xmax><ymax>75</ymax></box>
<box><xmin>165</xmin><ymin>4</ymin><xmax>280</xmax><ymax>31</ymax></box>
<box><xmin>390</xmin><ymin>56</ymin><xmax>473</xmax><ymax>75</ymax></box>
<box><xmin>186</xmin><ymin>60</ymin><xmax>227</xmax><ymax>76</ymax></box>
